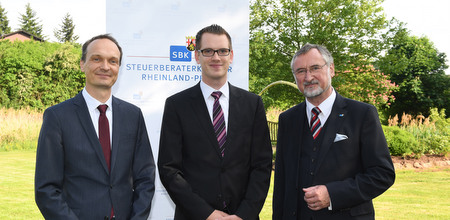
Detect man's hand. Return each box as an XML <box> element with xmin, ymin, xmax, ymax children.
<box><xmin>303</xmin><ymin>185</ymin><xmax>330</xmax><ymax>211</ymax></box>
<box><xmin>220</xmin><ymin>215</ymin><xmax>243</xmax><ymax>220</ymax></box>
<box><xmin>206</xmin><ymin>210</ymin><xmax>228</xmax><ymax>220</ymax></box>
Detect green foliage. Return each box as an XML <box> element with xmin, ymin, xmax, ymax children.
<box><xmin>383</xmin><ymin>125</ymin><xmax>420</xmax><ymax>157</ymax></box>
<box><xmin>0</xmin><ymin>3</ymin><xmax>11</xmax><ymax>36</ymax></box>
<box><xmin>18</xmin><ymin>3</ymin><xmax>44</xmax><ymax>39</ymax></box>
<box><xmin>385</xmin><ymin>108</ymin><xmax>450</xmax><ymax>157</ymax></box>
<box><xmin>334</xmin><ymin>64</ymin><xmax>398</xmax><ymax>115</ymax></box>
<box><xmin>414</xmin><ymin>109</ymin><xmax>449</xmax><ymax>155</ymax></box>
<box><xmin>0</xmin><ymin>40</ymin><xmax>84</xmax><ymax>110</ymax></box>
<box><xmin>377</xmin><ymin>27</ymin><xmax>450</xmax><ymax>117</ymax></box>
<box><xmin>250</xmin><ymin>0</ymin><xmax>398</xmax><ymax>111</ymax></box>
<box><xmin>54</xmin><ymin>13</ymin><xmax>79</xmax><ymax>43</ymax></box>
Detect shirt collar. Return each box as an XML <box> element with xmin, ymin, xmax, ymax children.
<box><xmin>200</xmin><ymin>81</ymin><xmax>229</xmax><ymax>100</ymax></box>
<box><xmin>82</xmin><ymin>88</ymin><xmax>113</xmax><ymax>111</ymax></box>
<box><xmin>306</xmin><ymin>88</ymin><xmax>336</xmax><ymax>117</ymax></box>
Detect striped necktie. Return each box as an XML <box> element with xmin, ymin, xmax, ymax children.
<box><xmin>310</xmin><ymin>107</ymin><xmax>322</xmax><ymax>139</ymax></box>
<box><xmin>211</xmin><ymin>91</ymin><xmax>226</xmax><ymax>157</ymax></box>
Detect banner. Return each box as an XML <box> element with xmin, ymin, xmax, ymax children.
<box><xmin>106</xmin><ymin>1</ymin><xmax>249</xmax><ymax>219</ymax></box>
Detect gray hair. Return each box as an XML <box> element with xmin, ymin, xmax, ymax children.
<box><xmin>290</xmin><ymin>43</ymin><xmax>334</xmax><ymax>73</ymax></box>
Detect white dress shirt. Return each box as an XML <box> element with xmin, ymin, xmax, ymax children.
<box><xmin>306</xmin><ymin>88</ymin><xmax>336</xmax><ymax>128</ymax></box>
<box><xmin>82</xmin><ymin>88</ymin><xmax>113</xmax><ymax>147</ymax></box>
<box><xmin>200</xmin><ymin>81</ymin><xmax>229</xmax><ymax>132</ymax></box>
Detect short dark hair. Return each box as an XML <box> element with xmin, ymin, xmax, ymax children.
<box><xmin>195</xmin><ymin>24</ymin><xmax>232</xmax><ymax>50</ymax></box>
<box><xmin>291</xmin><ymin>43</ymin><xmax>334</xmax><ymax>73</ymax></box>
<box><xmin>81</xmin><ymin>34</ymin><xmax>123</xmax><ymax>65</ymax></box>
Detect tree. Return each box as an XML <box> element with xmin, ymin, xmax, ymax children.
<box><xmin>0</xmin><ymin>40</ymin><xmax>84</xmax><ymax>109</ymax></box>
<box><xmin>0</xmin><ymin>3</ymin><xmax>11</xmax><ymax>36</ymax></box>
<box><xmin>377</xmin><ymin>27</ymin><xmax>450</xmax><ymax>117</ymax></box>
<box><xmin>18</xmin><ymin>3</ymin><xmax>44</xmax><ymax>38</ymax></box>
<box><xmin>250</xmin><ymin>0</ymin><xmax>398</xmax><ymax>111</ymax></box>
<box><xmin>54</xmin><ymin>13</ymin><xmax>79</xmax><ymax>43</ymax></box>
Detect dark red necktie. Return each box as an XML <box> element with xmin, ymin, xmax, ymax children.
<box><xmin>310</xmin><ymin>107</ymin><xmax>322</xmax><ymax>139</ymax></box>
<box><xmin>211</xmin><ymin>91</ymin><xmax>226</xmax><ymax>157</ymax></box>
<box><xmin>97</xmin><ymin>105</ymin><xmax>111</xmax><ymax>171</ymax></box>
<box><xmin>97</xmin><ymin>105</ymin><xmax>114</xmax><ymax>218</ymax></box>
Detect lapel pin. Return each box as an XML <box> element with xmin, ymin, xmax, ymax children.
<box><xmin>339</xmin><ymin>113</ymin><xmax>344</xmax><ymax>117</ymax></box>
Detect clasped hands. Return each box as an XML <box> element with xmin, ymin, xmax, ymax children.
<box><xmin>206</xmin><ymin>210</ymin><xmax>242</xmax><ymax>220</ymax></box>
<box><xmin>303</xmin><ymin>185</ymin><xmax>331</xmax><ymax>211</ymax></box>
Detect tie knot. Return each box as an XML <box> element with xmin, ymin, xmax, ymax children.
<box><xmin>97</xmin><ymin>104</ymin><xmax>108</xmax><ymax>114</ymax></box>
<box><xmin>312</xmin><ymin>107</ymin><xmax>321</xmax><ymax>115</ymax></box>
<box><xmin>211</xmin><ymin>91</ymin><xmax>222</xmax><ymax>100</ymax></box>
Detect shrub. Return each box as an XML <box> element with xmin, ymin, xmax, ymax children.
<box><xmin>383</xmin><ymin>125</ymin><xmax>421</xmax><ymax>157</ymax></box>
<box><xmin>386</xmin><ymin>108</ymin><xmax>449</xmax><ymax>157</ymax></box>
<box><xmin>0</xmin><ymin>40</ymin><xmax>84</xmax><ymax>110</ymax></box>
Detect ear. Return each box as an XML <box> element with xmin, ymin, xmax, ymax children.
<box><xmin>329</xmin><ymin>63</ymin><xmax>335</xmax><ymax>78</ymax></box>
<box><xmin>195</xmin><ymin>50</ymin><xmax>200</xmax><ymax>64</ymax></box>
<box><xmin>80</xmin><ymin>60</ymin><xmax>85</xmax><ymax>72</ymax></box>
<box><xmin>229</xmin><ymin>49</ymin><xmax>234</xmax><ymax>64</ymax></box>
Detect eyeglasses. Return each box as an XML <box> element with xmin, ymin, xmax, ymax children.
<box><xmin>294</xmin><ymin>63</ymin><xmax>328</xmax><ymax>76</ymax></box>
<box><xmin>198</xmin><ymin>48</ymin><xmax>231</xmax><ymax>57</ymax></box>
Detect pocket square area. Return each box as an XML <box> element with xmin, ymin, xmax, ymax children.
<box><xmin>334</xmin><ymin>133</ymin><xmax>348</xmax><ymax>142</ymax></box>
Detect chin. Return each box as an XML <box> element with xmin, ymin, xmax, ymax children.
<box><xmin>304</xmin><ymin>89</ymin><xmax>323</xmax><ymax>98</ymax></box>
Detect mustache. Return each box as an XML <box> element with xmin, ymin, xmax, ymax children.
<box><xmin>303</xmin><ymin>80</ymin><xmax>319</xmax><ymax>86</ymax></box>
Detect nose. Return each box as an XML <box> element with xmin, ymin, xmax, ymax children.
<box><xmin>100</xmin><ymin>60</ymin><xmax>110</xmax><ymax>70</ymax></box>
<box><xmin>303</xmin><ymin>71</ymin><xmax>314</xmax><ymax>81</ymax></box>
<box><xmin>211</xmin><ymin>51</ymin><xmax>221</xmax><ymax>60</ymax></box>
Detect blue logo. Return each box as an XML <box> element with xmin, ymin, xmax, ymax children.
<box><xmin>170</xmin><ymin>46</ymin><xmax>192</xmax><ymax>62</ymax></box>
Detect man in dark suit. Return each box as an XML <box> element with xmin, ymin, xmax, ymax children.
<box><xmin>158</xmin><ymin>24</ymin><xmax>273</xmax><ymax>220</ymax></box>
<box><xmin>273</xmin><ymin>43</ymin><xmax>395</xmax><ymax>220</ymax></box>
<box><xmin>35</xmin><ymin>34</ymin><xmax>156</xmax><ymax>220</ymax></box>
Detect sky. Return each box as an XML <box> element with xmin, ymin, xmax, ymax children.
<box><xmin>1</xmin><ymin>0</ymin><xmax>449</xmax><ymax>73</ymax></box>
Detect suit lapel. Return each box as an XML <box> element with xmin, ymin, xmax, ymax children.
<box><xmin>225</xmin><ymin>84</ymin><xmax>242</xmax><ymax>160</ymax></box>
<box><xmin>295</xmin><ymin>103</ymin><xmax>307</xmax><ymax>187</ymax></box>
<box><xmin>315</xmin><ymin>93</ymin><xmax>347</xmax><ymax>173</ymax></box>
<box><xmin>189</xmin><ymin>84</ymin><xmax>223</xmax><ymax>157</ymax></box>
<box><xmin>110</xmin><ymin>96</ymin><xmax>121</xmax><ymax>174</ymax></box>
<box><xmin>73</xmin><ymin>93</ymin><xmax>110</xmax><ymax>174</ymax></box>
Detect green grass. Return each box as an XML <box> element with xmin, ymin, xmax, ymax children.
<box><xmin>374</xmin><ymin>168</ymin><xmax>450</xmax><ymax>219</ymax></box>
<box><xmin>1</xmin><ymin>151</ymin><xmax>449</xmax><ymax>219</ymax></box>
<box><xmin>260</xmin><ymin>168</ymin><xmax>450</xmax><ymax>219</ymax></box>
<box><xmin>0</xmin><ymin>151</ymin><xmax>42</xmax><ymax>219</ymax></box>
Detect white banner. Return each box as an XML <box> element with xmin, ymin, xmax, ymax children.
<box><xmin>106</xmin><ymin>1</ymin><xmax>249</xmax><ymax>219</ymax></box>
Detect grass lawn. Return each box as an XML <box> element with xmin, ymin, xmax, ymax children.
<box><xmin>259</xmin><ymin>168</ymin><xmax>450</xmax><ymax>219</ymax></box>
<box><xmin>1</xmin><ymin>151</ymin><xmax>449</xmax><ymax>219</ymax></box>
<box><xmin>0</xmin><ymin>151</ymin><xmax>42</xmax><ymax>219</ymax></box>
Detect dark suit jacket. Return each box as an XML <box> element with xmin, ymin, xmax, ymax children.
<box><xmin>273</xmin><ymin>92</ymin><xmax>395</xmax><ymax>220</ymax></box>
<box><xmin>158</xmin><ymin>83</ymin><xmax>273</xmax><ymax>220</ymax></box>
<box><xmin>35</xmin><ymin>92</ymin><xmax>155</xmax><ymax>220</ymax></box>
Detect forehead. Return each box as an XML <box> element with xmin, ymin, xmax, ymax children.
<box><xmin>199</xmin><ymin>33</ymin><xmax>230</xmax><ymax>49</ymax></box>
<box><xmin>294</xmin><ymin>48</ymin><xmax>324</xmax><ymax>67</ymax></box>
<box><xmin>86</xmin><ymin>39</ymin><xmax>120</xmax><ymax>57</ymax></box>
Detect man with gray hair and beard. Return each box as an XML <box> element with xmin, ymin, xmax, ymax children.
<box><xmin>273</xmin><ymin>43</ymin><xmax>395</xmax><ymax>220</ymax></box>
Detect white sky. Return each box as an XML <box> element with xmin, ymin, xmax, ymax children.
<box><xmin>1</xmin><ymin>0</ymin><xmax>449</xmax><ymax>73</ymax></box>
<box><xmin>0</xmin><ymin>0</ymin><xmax>106</xmax><ymax>44</ymax></box>
<box><xmin>382</xmin><ymin>0</ymin><xmax>450</xmax><ymax>74</ymax></box>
